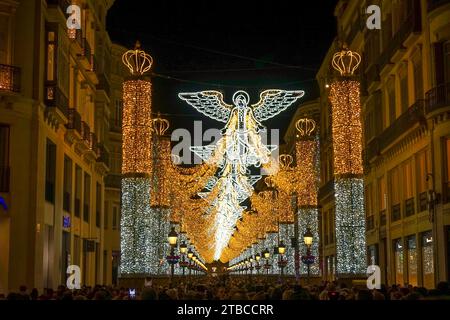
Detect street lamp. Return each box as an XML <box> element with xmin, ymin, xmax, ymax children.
<box><xmin>187</xmin><ymin>249</ymin><xmax>193</xmax><ymax>280</ymax></box>
<box><xmin>167</xmin><ymin>227</ymin><xmax>179</xmax><ymax>283</ymax></box>
<box><xmin>179</xmin><ymin>241</ymin><xmax>188</xmax><ymax>276</ymax></box>
<box><xmin>263</xmin><ymin>249</ymin><xmax>270</xmax><ymax>275</ymax></box>
<box><xmin>302</xmin><ymin>227</ymin><xmax>315</xmax><ymax>284</ymax></box>
<box><xmin>168</xmin><ymin>227</ymin><xmax>178</xmax><ymax>247</ymax></box>
<box><xmin>255</xmin><ymin>254</ymin><xmax>261</xmax><ymax>275</ymax></box>
<box><xmin>277</xmin><ymin>241</ymin><xmax>287</xmax><ymax>278</ymax></box>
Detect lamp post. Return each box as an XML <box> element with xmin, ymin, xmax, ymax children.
<box><xmin>301</xmin><ymin>227</ymin><xmax>314</xmax><ymax>284</ymax></box>
<box><xmin>179</xmin><ymin>241</ymin><xmax>188</xmax><ymax>277</ymax></box>
<box><xmin>167</xmin><ymin>227</ymin><xmax>179</xmax><ymax>284</ymax></box>
<box><xmin>277</xmin><ymin>241</ymin><xmax>287</xmax><ymax>278</ymax></box>
<box><xmin>255</xmin><ymin>254</ymin><xmax>261</xmax><ymax>275</ymax></box>
<box><xmin>263</xmin><ymin>249</ymin><xmax>270</xmax><ymax>275</ymax></box>
<box><xmin>187</xmin><ymin>249</ymin><xmax>193</xmax><ymax>282</ymax></box>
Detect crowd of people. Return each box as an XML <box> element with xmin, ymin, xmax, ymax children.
<box><xmin>2</xmin><ymin>277</ymin><xmax>450</xmax><ymax>300</ymax></box>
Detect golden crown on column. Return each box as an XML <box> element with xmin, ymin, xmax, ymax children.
<box><xmin>122</xmin><ymin>41</ymin><xmax>153</xmax><ymax>75</ymax></box>
<box><xmin>152</xmin><ymin>113</ymin><xmax>170</xmax><ymax>136</ymax></box>
<box><xmin>295</xmin><ymin>118</ymin><xmax>316</xmax><ymax>137</ymax></box>
<box><xmin>332</xmin><ymin>46</ymin><xmax>361</xmax><ymax>76</ymax></box>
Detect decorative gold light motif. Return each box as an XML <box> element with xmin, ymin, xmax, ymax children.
<box><xmin>295</xmin><ymin>118</ymin><xmax>316</xmax><ymax>137</ymax></box>
<box><xmin>329</xmin><ymin>80</ymin><xmax>363</xmax><ymax>175</ymax></box>
<box><xmin>152</xmin><ymin>113</ymin><xmax>170</xmax><ymax>136</ymax></box>
<box><xmin>122</xmin><ymin>41</ymin><xmax>153</xmax><ymax>76</ymax></box>
<box><xmin>332</xmin><ymin>48</ymin><xmax>361</xmax><ymax>76</ymax></box>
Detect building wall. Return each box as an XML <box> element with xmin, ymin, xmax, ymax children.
<box><xmin>0</xmin><ymin>0</ymin><xmax>121</xmax><ymax>294</ymax></box>
<box><xmin>315</xmin><ymin>0</ymin><xmax>450</xmax><ymax>286</ymax></box>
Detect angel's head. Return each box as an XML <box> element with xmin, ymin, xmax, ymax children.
<box><xmin>232</xmin><ymin>90</ymin><xmax>250</xmax><ymax>109</ymax></box>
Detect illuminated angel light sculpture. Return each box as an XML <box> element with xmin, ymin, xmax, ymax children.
<box><xmin>179</xmin><ymin>89</ymin><xmax>304</xmax><ymax>260</ymax></box>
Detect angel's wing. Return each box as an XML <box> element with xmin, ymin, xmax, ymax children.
<box><xmin>251</xmin><ymin>89</ymin><xmax>305</xmax><ymax>122</ymax></box>
<box><xmin>178</xmin><ymin>91</ymin><xmax>233</xmax><ymax>123</ymax></box>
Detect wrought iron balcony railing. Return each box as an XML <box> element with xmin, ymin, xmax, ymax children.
<box><xmin>81</xmin><ymin>121</ymin><xmax>91</xmax><ymax>144</ymax></box>
<box><xmin>426</xmin><ymin>82</ymin><xmax>450</xmax><ymax>114</ymax></box>
<box><xmin>0</xmin><ymin>64</ymin><xmax>21</xmax><ymax>93</ymax></box>
<box><xmin>66</xmin><ymin>108</ymin><xmax>82</xmax><ymax>135</ymax></box>
<box><xmin>45</xmin><ymin>85</ymin><xmax>69</xmax><ymax>117</ymax></box>
<box><xmin>97</xmin><ymin>144</ymin><xmax>110</xmax><ymax>168</ymax></box>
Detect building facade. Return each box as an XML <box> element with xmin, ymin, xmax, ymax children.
<box><xmin>316</xmin><ymin>0</ymin><xmax>450</xmax><ymax>286</ymax></box>
<box><xmin>0</xmin><ymin>0</ymin><xmax>122</xmax><ymax>293</ymax></box>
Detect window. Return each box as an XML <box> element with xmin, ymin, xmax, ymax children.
<box><xmin>323</xmin><ymin>209</ymin><xmax>328</xmax><ymax>245</ymax></box>
<box><xmin>74</xmin><ymin>165</ymin><xmax>82</xmax><ymax>217</ymax></box>
<box><xmin>421</xmin><ymin>231</ymin><xmax>434</xmax><ymax>289</ymax></box>
<box><xmin>0</xmin><ymin>124</ymin><xmax>10</xmax><ymax>192</ymax></box>
<box><xmin>45</xmin><ymin>139</ymin><xmax>56</xmax><ymax>203</ymax></box>
<box><xmin>403</xmin><ymin>160</ymin><xmax>415</xmax><ymax>217</ymax></box>
<box><xmin>413</xmin><ymin>51</ymin><xmax>424</xmax><ymax>101</ymax></box>
<box><xmin>46</xmin><ymin>31</ymin><xmax>56</xmax><ymax>81</ymax></box>
<box><xmin>329</xmin><ymin>208</ymin><xmax>334</xmax><ymax>244</ymax></box>
<box><xmin>366</xmin><ymin>184</ymin><xmax>375</xmax><ymax>230</ymax></box>
<box><xmin>114</xmin><ymin>100</ymin><xmax>123</xmax><ymax>127</ymax></box>
<box><xmin>83</xmin><ymin>173</ymin><xmax>91</xmax><ymax>222</ymax></box>
<box><xmin>368</xmin><ymin>244</ymin><xmax>378</xmax><ymax>265</ymax></box>
<box><xmin>444</xmin><ymin>138</ymin><xmax>450</xmax><ymax>203</ymax></box>
<box><xmin>417</xmin><ymin>150</ymin><xmax>428</xmax><ymax>212</ymax></box>
<box><xmin>394</xmin><ymin>238</ymin><xmax>404</xmax><ymax>285</ymax></box>
<box><xmin>112</xmin><ymin>206</ymin><xmax>117</xmax><ymax>230</ymax></box>
<box><xmin>390</xmin><ymin>167</ymin><xmax>401</xmax><ymax>221</ymax></box>
<box><xmin>63</xmin><ymin>156</ymin><xmax>72</xmax><ymax>212</ymax></box>
<box><xmin>400</xmin><ymin>65</ymin><xmax>409</xmax><ymax>113</ymax></box>
<box><xmin>96</xmin><ymin>182</ymin><xmax>101</xmax><ymax>228</ymax></box>
<box><xmin>407</xmin><ymin>235</ymin><xmax>418</xmax><ymax>286</ymax></box>
<box><xmin>387</xmin><ymin>77</ymin><xmax>396</xmax><ymax>125</ymax></box>
<box><xmin>73</xmin><ymin>235</ymin><xmax>81</xmax><ymax>266</ymax></box>
<box><xmin>378</xmin><ymin>176</ymin><xmax>387</xmax><ymax>226</ymax></box>
<box><xmin>104</xmin><ymin>201</ymin><xmax>108</xmax><ymax>230</ymax></box>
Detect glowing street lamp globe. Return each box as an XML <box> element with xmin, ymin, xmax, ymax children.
<box><xmin>303</xmin><ymin>228</ymin><xmax>313</xmax><ymax>247</ymax></box>
<box><xmin>168</xmin><ymin>227</ymin><xmax>178</xmax><ymax>247</ymax></box>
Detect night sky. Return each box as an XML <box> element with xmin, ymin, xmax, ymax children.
<box><xmin>107</xmin><ymin>0</ymin><xmax>339</xmax><ymax>138</ymax></box>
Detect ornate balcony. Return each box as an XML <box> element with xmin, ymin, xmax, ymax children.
<box><xmin>376</xmin><ymin>0</ymin><xmax>421</xmax><ymax>71</ymax></box>
<box><xmin>97</xmin><ymin>144</ymin><xmax>110</xmax><ymax>168</ymax></box>
<box><xmin>89</xmin><ymin>132</ymin><xmax>100</xmax><ymax>157</ymax></box>
<box><xmin>66</xmin><ymin>108</ymin><xmax>82</xmax><ymax>134</ymax></box>
<box><xmin>44</xmin><ymin>85</ymin><xmax>69</xmax><ymax>127</ymax></box>
<box><xmin>97</xmin><ymin>74</ymin><xmax>111</xmax><ymax>96</ymax></box>
<box><xmin>425</xmin><ymin>82</ymin><xmax>450</xmax><ymax>114</ymax></box>
<box><xmin>0</xmin><ymin>64</ymin><xmax>21</xmax><ymax>93</ymax></box>
<box><xmin>365</xmin><ymin>99</ymin><xmax>426</xmax><ymax>161</ymax></box>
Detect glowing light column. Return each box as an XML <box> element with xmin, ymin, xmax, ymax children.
<box><xmin>329</xmin><ymin>48</ymin><xmax>366</xmax><ymax>276</ymax></box>
<box><xmin>120</xmin><ymin>43</ymin><xmax>154</xmax><ymax>275</ymax></box>
<box><xmin>294</xmin><ymin>118</ymin><xmax>320</xmax><ymax>276</ymax></box>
